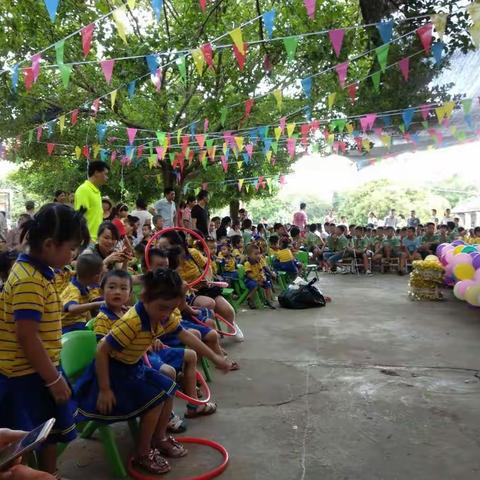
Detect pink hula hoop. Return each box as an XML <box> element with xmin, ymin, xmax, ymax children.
<box><xmin>190</xmin><ymin>312</ymin><xmax>238</xmax><ymax>337</ymax></box>
<box><xmin>144</xmin><ymin>226</ymin><xmax>211</xmax><ymax>288</ymax></box>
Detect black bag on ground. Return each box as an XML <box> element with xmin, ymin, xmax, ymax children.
<box><xmin>278</xmin><ymin>279</ymin><xmax>326</xmax><ymax>309</ymax></box>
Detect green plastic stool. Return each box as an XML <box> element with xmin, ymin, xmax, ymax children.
<box><xmin>201</xmin><ymin>357</ymin><xmax>212</xmax><ymax>382</ymax></box>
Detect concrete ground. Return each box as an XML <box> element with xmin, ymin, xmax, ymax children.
<box><xmin>59</xmin><ymin>274</ymin><xmax>480</xmax><ymax>479</ymax></box>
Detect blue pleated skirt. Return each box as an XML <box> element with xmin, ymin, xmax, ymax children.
<box><xmin>74</xmin><ymin>358</ymin><xmax>177</xmax><ymax>424</ymax></box>
<box><xmin>148</xmin><ymin>347</ymin><xmax>185</xmax><ymax>373</ymax></box>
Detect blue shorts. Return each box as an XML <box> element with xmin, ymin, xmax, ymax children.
<box><xmin>273</xmin><ymin>260</ymin><xmax>299</xmax><ymax>273</ymax></box>
<box><xmin>324</xmin><ymin>252</ymin><xmax>343</xmax><ymax>265</ymax></box>
<box><xmin>62</xmin><ymin>322</ymin><xmax>86</xmax><ymax>334</ymax></box>
<box><xmin>222</xmin><ymin>271</ymin><xmax>239</xmax><ymax>281</ymax></box>
<box><xmin>148</xmin><ymin>348</ymin><xmax>185</xmax><ymax>373</ymax></box>
<box><xmin>245</xmin><ymin>278</ymin><xmax>272</xmax><ymax>291</ymax></box>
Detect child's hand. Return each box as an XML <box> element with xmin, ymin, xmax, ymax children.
<box><xmin>153</xmin><ymin>339</ymin><xmax>164</xmax><ymax>351</ymax></box>
<box><xmin>97</xmin><ymin>388</ymin><xmax>116</xmax><ymax>414</ymax></box>
<box><xmin>48</xmin><ymin>375</ymin><xmax>71</xmax><ymax>404</ymax></box>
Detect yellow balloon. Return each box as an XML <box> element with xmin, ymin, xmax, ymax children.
<box><xmin>425</xmin><ymin>255</ymin><xmax>439</xmax><ymax>263</ymax></box>
<box><xmin>465</xmin><ymin>285</ymin><xmax>480</xmax><ymax>306</ymax></box>
<box><xmin>454</xmin><ymin>245</ymin><xmax>464</xmax><ymax>255</ymax></box>
<box><xmin>453</xmin><ymin>263</ymin><xmax>475</xmax><ymax>281</ymax></box>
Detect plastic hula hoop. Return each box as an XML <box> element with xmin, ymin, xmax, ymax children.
<box><xmin>144</xmin><ymin>226</ymin><xmax>211</xmax><ymax>289</ymax></box>
<box><xmin>190</xmin><ymin>313</ymin><xmax>238</xmax><ymax>337</ymax></box>
<box><xmin>127</xmin><ymin>437</ymin><xmax>229</xmax><ymax>480</ymax></box>
<box><xmin>143</xmin><ymin>354</ymin><xmax>212</xmax><ymax>406</ymax></box>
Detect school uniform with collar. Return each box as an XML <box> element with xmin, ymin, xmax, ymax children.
<box><xmin>0</xmin><ymin>254</ymin><xmax>77</xmax><ymax>443</ymax></box>
<box><xmin>273</xmin><ymin>248</ymin><xmax>299</xmax><ymax>273</ymax></box>
<box><xmin>74</xmin><ymin>302</ymin><xmax>180</xmax><ymax>423</ymax></box>
<box><xmin>244</xmin><ymin>257</ymin><xmax>272</xmax><ymax>290</ymax></box>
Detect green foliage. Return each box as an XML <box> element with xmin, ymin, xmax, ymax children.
<box><xmin>428</xmin><ymin>174</ymin><xmax>479</xmax><ymax>208</ymax></box>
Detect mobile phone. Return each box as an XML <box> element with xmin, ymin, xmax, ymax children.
<box><xmin>0</xmin><ymin>418</ymin><xmax>56</xmax><ymax>470</ymax></box>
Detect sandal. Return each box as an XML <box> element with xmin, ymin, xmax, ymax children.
<box><xmin>155</xmin><ymin>436</ymin><xmax>188</xmax><ymax>458</ymax></box>
<box><xmin>167</xmin><ymin>412</ymin><xmax>187</xmax><ymax>433</ymax></box>
<box><xmin>216</xmin><ymin>360</ymin><xmax>239</xmax><ymax>371</ymax></box>
<box><xmin>185</xmin><ymin>401</ymin><xmax>217</xmax><ymax>418</ymax></box>
<box><xmin>247</xmin><ymin>300</ymin><xmax>257</xmax><ymax>310</ymax></box>
<box><xmin>132</xmin><ymin>449</ymin><xmax>171</xmax><ymax>475</ymax></box>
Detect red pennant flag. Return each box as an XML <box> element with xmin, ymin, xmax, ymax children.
<box><xmin>347</xmin><ymin>84</ymin><xmax>357</xmax><ymax>103</ymax></box>
<box><xmin>232</xmin><ymin>42</ymin><xmax>248</xmax><ymax>70</ymax></box>
<box><xmin>263</xmin><ymin>54</ymin><xmax>272</xmax><ymax>74</ymax></box>
<box><xmin>354</xmin><ymin>136</ymin><xmax>363</xmax><ymax>151</ymax></box>
<box><xmin>24</xmin><ymin>67</ymin><xmax>34</xmax><ymax>90</ymax></box>
<box><xmin>195</xmin><ymin>134</ymin><xmax>205</xmax><ymax>149</ymax></box>
<box><xmin>300</xmin><ymin>124</ymin><xmax>310</xmax><ymax>147</ymax></box>
<box><xmin>100</xmin><ymin>59</ymin><xmax>115</xmax><ymax>84</ymax></box>
<box><xmin>199</xmin><ymin>0</ymin><xmax>206</xmax><ymax>11</ymax></box>
<box><xmin>82</xmin><ymin>145</ymin><xmax>90</xmax><ymax>159</ymax></box>
<box><xmin>181</xmin><ymin>134</ymin><xmax>190</xmax><ymax>152</ymax></box>
<box><xmin>416</xmin><ymin>23</ymin><xmax>433</xmax><ymax>53</ymax></box>
<box><xmin>47</xmin><ymin>143</ymin><xmax>55</xmax><ymax>156</ymax></box>
<box><xmin>220</xmin><ymin>155</ymin><xmax>228</xmax><ymax>172</ymax></box>
<box><xmin>310</xmin><ymin>119</ymin><xmax>320</xmax><ymax>133</ymax></box>
<box><xmin>244</xmin><ymin>98</ymin><xmax>254</xmax><ymax>119</ymax></box>
<box><xmin>71</xmin><ymin>109</ymin><xmax>79</xmax><ymax>125</ymax></box>
<box><xmin>200</xmin><ymin>43</ymin><xmax>214</xmax><ymax>69</ymax></box>
<box><xmin>36</xmin><ymin>126</ymin><xmax>43</xmax><ymax>141</ymax></box>
<box><xmin>328</xmin><ymin>29</ymin><xmax>345</xmax><ymax>57</ymax></box>
<box><xmin>398</xmin><ymin>57</ymin><xmax>409</xmax><ymax>81</ymax></box>
<box><xmin>81</xmin><ymin>23</ymin><xmax>95</xmax><ymax>57</ymax></box>
<box><xmin>137</xmin><ymin>144</ymin><xmax>144</xmax><ymax>158</ymax></box>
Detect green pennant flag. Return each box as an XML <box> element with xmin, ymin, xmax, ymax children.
<box><xmin>271</xmin><ymin>141</ymin><xmax>278</xmax><ymax>154</ymax></box>
<box><xmin>28</xmin><ymin>130</ymin><xmax>33</xmax><ymax>144</ymax></box>
<box><xmin>201</xmin><ymin>155</ymin><xmax>207</xmax><ymax>169</ymax></box>
<box><xmin>462</xmin><ymin>98</ymin><xmax>473</xmax><ymax>114</ymax></box>
<box><xmin>220</xmin><ymin>107</ymin><xmax>228</xmax><ymax>126</ymax></box>
<box><xmin>206</xmin><ymin>138</ymin><xmax>214</xmax><ymax>149</ymax></box>
<box><xmin>457</xmin><ymin>131</ymin><xmax>466</xmax><ymax>141</ymax></box>
<box><xmin>194</xmin><ymin>187</ymin><xmax>200</xmax><ymax>196</ymax></box>
<box><xmin>331</xmin><ymin>119</ymin><xmax>346</xmax><ymax>132</ymax></box>
<box><xmin>148</xmin><ymin>141</ymin><xmax>153</xmax><ymax>155</ymax></box>
<box><xmin>283</xmin><ymin>36</ymin><xmax>298</xmax><ymax>62</ymax></box>
<box><xmin>399</xmin><ymin>124</ymin><xmax>405</xmax><ymax>133</ymax></box>
<box><xmin>176</xmin><ymin>55</ymin><xmax>187</xmax><ymax>82</ymax></box>
<box><xmin>55</xmin><ymin>40</ymin><xmax>65</xmax><ymax>65</ymax></box>
<box><xmin>311</xmin><ymin>143</ymin><xmax>319</xmax><ymax>153</ymax></box>
<box><xmin>60</xmin><ymin>64</ymin><xmax>72</xmax><ymax>88</ymax></box>
<box><xmin>371</xmin><ymin>71</ymin><xmax>381</xmax><ymax>92</ymax></box>
<box><xmin>169</xmin><ymin>152</ymin><xmax>175</xmax><ymax>165</ymax></box>
<box><xmin>375</xmin><ymin>44</ymin><xmax>389</xmax><ymax>73</ymax></box>
<box><xmin>422</xmin><ymin>120</ymin><xmax>429</xmax><ymax>129</ymax></box>
<box><xmin>156</xmin><ymin>131</ymin><xmax>165</xmax><ymax>145</ymax></box>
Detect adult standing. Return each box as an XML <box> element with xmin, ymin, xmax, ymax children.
<box><xmin>292</xmin><ymin>202</ymin><xmax>308</xmax><ymax>231</ymax></box>
<box><xmin>181</xmin><ymin>195</ymin><xmax>196</xmax><ymax>228</ymax></box>
<box><xmin>407</xmin><ymin>210</ymin><xmax>420</xmax><ymax>228</ymax></box>
<box><xmin>154</xmin><ymin>187</ymin><xmax>176</xmax><ymax>227</ymax></box>
<box><xmin>430</xmin><ymin>208</ymin><xmax>439</xmax><ymax>225</ymax></box>
<box><xmin>102</xmin><ymin>197</ymin><xmax>114</xmax><ymax>221</ymax></box>
<box><xmin>74</xmin><ymin>160</ymin><xmax>109</xmax><ymax>242</ymax></box>
<box><xmin>25</xmin><ymin>200</ymin><xmax>35</xmax><ymax>218</ymax></box>
<box><xmin>131</xmin><ymin>197</ymin><xmax>153</xmax><ymax>242</ymax></box>
<box><xmin>191</xmin><ymin>190</ymin><xmax>209</xmax><ymax>237</ymax></box>
<box><xmin>367</xmin><ymin>211</ymin><xmax>378</xmax><ymax>226</ymax></box>
<box><xmin>384</xmin><ymin>208</ymin><xmax>398</xmax><ymax>228</ymax></box>
<box><xmin>54</xmin><ymin>190</ymin><xmax>67</xmax><ymax>203</ymax></box>
<box><xmin>442</xmin><ymin>208</ymin><xmax>452</xmax><ymax>225</ymax></box>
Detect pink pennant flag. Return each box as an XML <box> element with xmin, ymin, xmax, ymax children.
<box><xmin>304</xmin><ymin>0</ymin><xmax>316</xmax><ymax>18</ymax></box>
<box><xmin>335</xmin><ymin>61</ymin><xmax>349</xmax><ymax>88</ymax></box>
<box><xmin>221</xmin><ymin>155</ymin><xmax>228</xmax><ymax>172</ymax></box>
<box><xmin>137</xmin><ymin>144</ymin><xmax>144</xmax><ymax>158</ymax></box>
<box><xmin>328</xmin><ymin>29</ymin><xmax>345</xmax><ymax>57</ymax></box>
<box><xmin>258</xmin><ymin>175</ymin><xmax>265</xmax><ymax>189</ymax></box>
<box><xmin>71</xmin><ymin>109</ymin><xmax>79</xmax><ymax>125</ymax></box>
<box><xmin>47</xmin><ymin>143</ymin><xmax>55</xmax><ymax>156</ymax></box>
<box><xmin>398</xmin><ymin>57</ymin><xmax>409</xmax><ymax>81</ymax></box>
<box><xmin>360</xmin><ymin>113</ymin><xmax>377</xmax><ymax>132</ymax></box>
<box><xmin>244</xmin><ymin>98</ymin><xmax>254</xmax><ymax>118</ymax></box>
<box><xmin>338</xmin><ymin>141</ymin><xmax>347</xmax><ymax>153</ymax></box>
<box><xmin>100</xmin><ymin>59</ymin><xmax>115</xmax><ymax>84</ymax></box>
<box><xmin>416</xmin><ymin>23</ymin><xmax>433</xmax><ymax>53</ymax></box>
<box><xmin>279</xmin><ymin>116</ymin><xmax>287</xmax><ymax>133</ymax></box>
<box><xmin>203</xmin><ymin>118</ymin><xmax>209</xmax><ymax>132</ymax></box>
<box><xmin>195</xmin><ymin>134</ymin><xmax>205</xmax><ymax>149</ymax></box>
<box><xmin>188</xmin><ymin>150</ymin><xmax>195</xmax><ymax>164</ymax></box>
<box><xmin>232</xmin><ymin>42</ymin><xmax>248</xmax><ymax>70</ymax></box>
<box><xmin>420</xmin><ymin>104</ymin><xmax>431</xmax><ymax>120</ymax></box>
<box><xmin>111</xmin><ymin>150</ymin><xmax>117</xmax><ymax>164</ymax></box>
<box><xmin>200</xmin><ymin>43</ymin><xmax>215</xmax><ymax>69</ymax></box>
<box><xmin>127</xmin><ymin>127</ymin><xmax>137</xmax><ymax>145</ymax></box>
<box><xmin>279</xmin><ymin>175</ymin><xmax>286</xmax><ymax>185</ymax></box>
<box><xmin>155</xmin><ymin>146</ymin><xmax>164</xmax><ymax>160</ymax></box>
<box><xmin>245</xmin><ymin>143</ymin><xmax>254</xmax><ymax>158</ymax></box>
<box><xmin>24</xmin><ymin>68</ymin><xmax>34</xmax><ymax>90</ymax></box>
<box><xmin>81</xmin><ymin>24</ymin><xmax>95</xmax><ymax>57</ymax></box>
<box><xmin>300</xmin><ymin>124</ymin><xmax>310</xmax><ymax>147</ymax></box>
<box><xmin>310</xmin><ymin>119</ymin><xmax>320</xmax><ymax>133</ymax></box>
<box><xmin>199</xmin><ymin>0</ymin><xmax>206</xmax><ymax>11</ymax></box>
<box><xmin>373</xmin><ymin>127</ymin><xmax>383</xmax><ymax>136</ymax></box>
<box><xmin>181</xmin><ymin>134</ymin><xmax>190</xmax><ymax>152</ymax></box>
<box><xmin>36</xmin><ymin>126</ymin><xmax>43</xmax><ymax>141</ymax></box>
<box><xmin>92</xmin><ymin>98</ymin><xmax>100</xmax><ymax>116</ymax></box>
<box><xmin>347</xmin><ymin>83</ymin><xmax>357</xmax><ymax>103</ymax></box>
<box><xmin>354</xmin><ymin>137</ymin><xmax>363</xmax><ymax>151</ymax></box>
<box><xmin>403</xmin><ymin>133</ymin><xmax>412</xmax><ymax>142</ymax></box>
<box><xmin>31</xmin><ymin>54</ymin><xmax>41</xmax><ymax>83</ymax></box>
<box><xmin>287</xmin><ymin>137</ymin><xmax>296</xmax><ymax>158</ymax></box>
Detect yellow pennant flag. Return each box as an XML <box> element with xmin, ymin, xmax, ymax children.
<box><xmin>327</xmin><ymin>134</ymin><xmax>335</xmax><ymax>145</ymax></box>
<box><xmin>238</xmin><ymin>178</ymin><xmax>245</xmax><ymax>190</ymax></box>
<box><xmin>265</xmin><ymin>151</ymin><xmax>272</xmax><ymax>163</ymax></box>
<box><xmin>450</xmin><ymin>125</ymin><xmax>457</xmax><ymax>136</ymax></box>
<box><xmin>431</xmin><ymin>13</ymin><xmax>447</xmax><ymax>40</ymax></box>
<box><xmin>93</xmin><ymin>143</ymin><xmax>100</xmax><ymax>159</ymax></box>
<box><xmin>229</xmin><ymin>28</ymin><xmax>245</xmax><ymax>55</ymax></box>
<box><xmin>74</xmin><ymin>146</ymin><xmax>81</xmax><ymax>159</ymax></box>
<box><xmin>222</xmin><ymin>142</ymin><xmax>228</xmax><ymax>155</ymax></box>
<box><xmin>346</xmin><ymin>122</ymin><xmax>354</xmax><ymax>134</ymax></box>
<box><xmin>177</xmin><ymin>129</ymin><xmax>182</xmax><ymax>144</ymax></box>
<box><xmin>471</xmin><ymin>23</ymin><xmax>480</xmax><ymax>48</ymax></box>
<box><xmin>113</xmin><ymin>9</ymin><xmax>128</xmax><ymax>45</ymax></box>
<box><xmin>362</xmin><ymin>138</ymin><xmax>371</xmax><ymax>152</ymax></box>
<box><xmin>435</xmin><ymin>105</ymin><xmax>446</xmax><ymax>124</ymax></box>
<box><xmin>191</xmin><ymin>49</ymin><xmax>205</xmax><ymax>75</ymax></box>
<box><xmin>328</xmin><ymin>92</ymin><xmax>336</xmax><ymax>109</ymax></box>
<box><xmin>380</xmin><ymin>134</ymin><xmax>391</xmax><ymax>148</ymax></box>
<box><xmin>273</xmin><ymin>89</ymin><xmax>283</xmax><ymax>111</ymax></box>
<box><xmin>127</xmin><ymin>0</ymin><xmax>136</xmax><ymax>8</ymax></box>
<box><xmin>468</xmin><ymin>3</ymin><xmax>480</xmax><ymax>24</ymax></box>
<box><xmin>234</xmin><ymin>136</ymin><xmax>244</xmax><ymax>152</ymax></box>
<box><xmin>237</xmin><ymin>161</ymin><xmax>242</xmax><ymax>170</ymax></box>
<box><xmin>59</xmin><ymin>115</ymin><xmax>65</xmax><ymax>134</ymax></box>
<box><xmin>111</xmin><ymin>90</ymin><xmax>117</xmax><ymax>109</ymax></box>
<box><xmin>148</xmin><ymin>155</ymin><xmax>157</xmax><ymax>169</ymax></box>
<box><xmin>274</xmin><ymin>126</ymin><xmax>282</xmax><ymax>141</ymax></box>
<box><xmin>443</xmin><ymin>100</ymin><xmax>455</xmax><ymax>118</ymax></box>
<box><xmin>286</xmin><ymin>123</ymin><xmax>296</xmax><ymax>137</ymax></box>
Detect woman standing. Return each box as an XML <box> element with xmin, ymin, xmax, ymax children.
<box><xmin>102</xmin><ymin>197</ymin><xmax>114</xmax><ymax>221</ymax></box>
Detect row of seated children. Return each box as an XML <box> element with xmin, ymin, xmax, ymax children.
<box><xmin>0</xmin><ymin>203</ymin><xmax>238</xmax><ymax>477</ymax></box>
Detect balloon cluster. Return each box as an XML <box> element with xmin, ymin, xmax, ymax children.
<box><xmin>437</xmin><ymin>241</ymin><xmax>480</xmax><ymax>306</ymax></box>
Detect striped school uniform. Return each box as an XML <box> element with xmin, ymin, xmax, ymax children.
<box><xmin>61</xmin><ymin>276</ymin><xmax>97</xmax><ymax>333</ymax></box>
<box><xmin>0</xmin><ymin>254</ymin><xmax>77</xmax><ymax>443</ymax></box>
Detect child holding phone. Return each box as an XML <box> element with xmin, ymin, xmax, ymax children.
<box><xmin>0</xmin><ymin>204</ymin><xmax>90</xmax><ymax>476</ymax></box>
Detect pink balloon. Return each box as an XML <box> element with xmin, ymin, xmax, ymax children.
<box><xmin>445</xmin><ymin>264</ymin><xmax>454</xmax><ymax>276</ymax></box>
<box><xmin>474</xmin><ymin>269</ymin><xmax>480</xmax><ymax>281</ymax></box>
<box><xmin>443</xmin><ymin>245</ymin><xmax>454</xmax><ymax>253</ymax></box>
<box><xmin>444</xmin><ymin>251</ymin><xmax>455</xmax><ymax>264</ymax></box>
<box><xmin>440</xmin><ymin>253</ymin><xmax>449</xmax><ymax>266</ymax></box>
<box><xmin>451</xmin><ymin>253</ymin><xmax>473</xmax><ymax>266</ymax></box>
<box><xmin>455</xmin><ymin>280</ymin><xmax>475</xmax><ymax>297</ymax></box>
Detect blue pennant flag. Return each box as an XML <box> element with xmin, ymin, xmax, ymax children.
<box><xmin>125</xmin><ymin>145</ymin><xmax>135</xmax><ymax>159</ymax></box>
<box><xmin>432</xmin><ymin>41</ymin><xmax>445</xmax><ymax>65</ymax></box>
<box><xmin>44</xmin><ymin>0</ymin><xmax>60</xmax><ymax>22</ymax></box>
<box><xmin>224</xmin><ymin>147</ymin><xmax>230</xmax><ymax>161</ymax></box>
<box><xmin>145</xmin><ymin>55</ymin><xmax>158</xmax><ymax>75</ymax></box>
<box><xmin>464</xmin><ymin>113</ymin><xmax>473</xmax><ymax>130</ymax></box>
<box><xmin>376</xmin><ymin>20</ymin><xmax>393</xmax><ymax>44</ymax></box>
<box><xmin>304</xmin><ymin>106</ymin><xmax>312</xmax><ymax>122</ymax></box>
<box><xmin>242</xmin><ymin>153</ymin><xmax>250</xmax><ymax>165</ymax></box>
<box><xmin>402</xmin><ymin>108</ymin><xmax>415</xmax><ymax>130</ymax></box>
<box><xmin>100</xmin><ymin>149</ymin><xmax>109</xmax><ymax>161</ymax></box>
<box><xmin>46</xmin><ymin>121</ymin><xmax>54</xmax><ymax>137</ymax></box>
<box><xmin>190</xmin><ymin>121</ymin><xmax>197</xmax><ymax>139</ymax></box>
<box><xmin>96</xmin><ymin>124</ymin><xmax>107</xmax><ymax>143</ymax></box>
<box><xmin>128</xmin><ymin>80</ymin><xmax>136</xmax><ymax>99</ymax></box>
<box><xmin>249</xmin><ymin>128</ymin><xmax>258</xmax><ymax>144</ymax></box>
<box><xmin>263</xmin><ymin>138</ymin><xmax>272</xmax><ymax>154</ymax></box>
<box><xmin>382</xmin><ymin>114</ymin><xmax>392</xmax><ymax>127</ymax></box>
<box><xmin>301</xmin><ymin>77</ymin><xmax>312</xmax><ymax>98</ymax></box>
<box><xmin>263</xmin><ymin>9</ymin><xmax>275</xmax><ymax>39</ymax></box>
<box><xmin>151</xmin><ymin>0</ymin><xmax>163</xmax><ymax>21</ymax></box>
<box><xmin>410</xmin><ymin>132</ymin><xmax>420</xmax><ymax>144</ymax></box>
<box><xmin>11</xmin><ymin>64</ymin><xmax>19</xmax><ymax>92</ymax></box>
<box><xmin>258</xmin><ymin>126</ymin><xmax>268</xmax><ymax>138</ymax></box>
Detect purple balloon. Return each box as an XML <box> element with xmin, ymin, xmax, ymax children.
<box><xmin>452</xmin><ymin>240</ymin><xmax>465</xmax><ymax>246</ymax></box>
<box><xmin>473</xmin><ymin>254</ymin><xmax>480</xmax><ymax>270</ymax></box>
<box><xmin>436</xmin><ymin>243</ymin><xmax>448</xmax><ymax>256</ymax></box>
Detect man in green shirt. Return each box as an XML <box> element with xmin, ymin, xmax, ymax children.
<box><xmin>324</xmin><ymin>225</ymin><xmax>348</xmax><ymax>272</ymax></box>
<box><xmin>373</xmin><ymin>226</ymin><xmax>406</xmax><ymax>275</ymax></box>
<box><xmin>74</xmin><ymin>161</ymin><xmax>109</xmax><ymax>242</ymax></box>
<box><xmin>346</xmin><ymin>226</ymin><xmax>372</xmax><ymax>275</ymax></box>
<box><xmin>419</xmin><ymin>222</ymin><xmax>440</xmax><ymax>257</ymax></box>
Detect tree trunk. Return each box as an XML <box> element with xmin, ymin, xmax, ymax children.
<box><xmin>230</xmin><ymin>199</ymin><xmax>240</xmax><ymax>222</ymax></box>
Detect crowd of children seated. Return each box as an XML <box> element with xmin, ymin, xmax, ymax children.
<box><xmin>0</xmin><ymin>198</ymin><xmax>477</xmax><ymax>478</ymax></box>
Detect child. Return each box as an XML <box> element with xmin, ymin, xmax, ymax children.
<box><xmin>324</xmin><ymin>225</ymin><xmax>348</xmax><ymax>272</ymax></box>
<box><xmin>273</xmin><ymin>237</ymin><xmax>299</xmax><ymax>276</ymax></box>
<box><xmin>268</xmin><ymin>234</ymin><xmax>280</xmax><ymax>256</ymax></box>
<box><xmin>0</xmin><ymin>250</ymin><xmax>18</xmax><ymax>289</ymax></box>
<box><xmin>231</xmin><ymin>234</ymin><xmax>246</xmax><ymax>263</ymax></box>
<box><xmin>75</xmin><ymin>269</ymin><xmax>232</xmax><ymax>475</ymax></box>
<box><xmin>0</xmin><ymin>203</ymin><xmax>89</xmax><ymax>476</ymax></box>
<box><xmin>402</xmin><ymin>227</ymin><xmax>422</xmax><ymax>263</ymax></box>
<box><xmin>289</xmin><ymin>226</ymin><xmax>303</xmax><ymax>252</ymax></box>
<box><xmin>61</xmin><ymin>254</ymin><xmax>104</xmax><ymax>334</ymax></box>
<box><xmin>346</xmin><ymin>226</ymin><xmax>372</xmax><ymax>275</ymax></box>
<box><xmin>374</xmin><ymin>226</ymin><xmax>406</xmax><ymax>275</ymax></box>
<box><xmin>153</xmin><ymin>214</ymin><xmax>165</xmax><ymax>233</ymax></box>
<box><xmin>218</xmin><ymin>242</ymin><xmax>238</xmax><ymax>282</ymax></box>
<box><xmin>244</xmin><ymin>243</ymin><xmax>276</xmax><ymax>310</ymax></box>
<box><xmin>468</xmin><ymin>226</ymin><xmax>480</xmax><ymax>244</ymax></box>
<box><xmin>305</xmin><ymin>224</ymin><xmax>324</xmax><ymax>265</ymax></box>
<box><xmin>241</xmin><ymin>219</ymin><xmax>253</xmax><ymax>246</ymax></box>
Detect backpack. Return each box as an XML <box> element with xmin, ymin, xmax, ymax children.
<box><xmin>278</xmin><ymin>279</ymin><xmax>326</xmax><ymax>309</ymax></box>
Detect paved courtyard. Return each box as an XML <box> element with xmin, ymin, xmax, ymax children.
<box><xmin>59</xmin><ymin>274</ymin><xmax>480</xmax><ymax>479</ymax></box>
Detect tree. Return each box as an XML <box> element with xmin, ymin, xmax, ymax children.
<box><xmin>429</xmin><ymin>174</ymin><xmax>479</xmax><ymax>208</ymax></box>
<box><xmin>0</xmin><ymin>0</ymin><xmax>472</xmax><ymax>210</ymax></box>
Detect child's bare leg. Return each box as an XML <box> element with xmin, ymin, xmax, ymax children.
<box><xmin>204</xmin><ymin>330</ymin><xmax>222</xmax><ymax>356</ymax></box>
<box><xmin>160</xmin><ymin>364</ymin><xmax>176</xmax><ymax>380</ymax></box>
<box><xmin>182</xmin><ymin>349</ymin><xmax>197</xmax><ymax>398</ymax></box>
<box><xmin>138</xmin><ymin>404</ymin><xmax>163</xmax><ymax>456</ymax></box>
